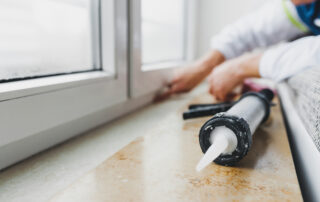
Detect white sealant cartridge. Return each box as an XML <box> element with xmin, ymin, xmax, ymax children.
<box><xmin>196</xmin><ymin>89</ymin><xmax>274</xmax><ymax>171</ymax></box>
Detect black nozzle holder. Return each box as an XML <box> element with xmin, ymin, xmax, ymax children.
<box><xmin>198</xmin><ymin>89</ymin><xmax>274</xmax><ymax>166</ymax></box>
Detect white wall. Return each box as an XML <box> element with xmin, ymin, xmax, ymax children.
<box><xmin>196</xmin><ymin>0</ymin><xmax>266</xmax><ymax>57</ymax></box>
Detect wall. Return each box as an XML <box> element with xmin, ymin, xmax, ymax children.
<box><xmin>196</xmin><ymin>0</ymin><xmax>267</xmax><ymax>57</ymax></box>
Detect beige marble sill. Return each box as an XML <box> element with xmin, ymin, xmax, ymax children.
<box><xmin>0</xmin><ymin>84</ymin><xmax>207</xmax><ymax>202</ymax></box>
<box><xmin>50</xmin><ymin>87</ymin><xmax>302</xmax><ymax>202</ymax></box>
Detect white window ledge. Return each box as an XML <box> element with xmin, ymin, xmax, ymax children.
<box><xmin>0</xmin><ymin>71</ymin><xmax>114</xmax><ymax>102</ymax></box>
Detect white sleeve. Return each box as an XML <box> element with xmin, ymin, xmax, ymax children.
<box><xmin>211</xmin><ymin>0</ymin><xmax>305</xmax><ymax>60</ymax></box>
<box><xmin>259</xmin><ymin>36</ymin><xmax>320</xmax><ymax>81</ymax></box>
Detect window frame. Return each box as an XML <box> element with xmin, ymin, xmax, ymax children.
<box><xmin>129</xmin><ymin>0</ymin><xmax>198</xmax><ymax>97</ymax></box>
<box><xmin>0</xmin><ymin>0</ymin><xmax>122</xmax><ymax>102</ymax></box>
<box><xmin>0</xmin><ymin>0</ymin><xmax>128</xmax><ymax>169</ymax></box>
<box><xmin>0</xmin><ymin>0</ymin><xmax>103</xmax><ymax>83</ymax></box>
<box><xmin>0</xmin><ymin>0</ymin><xmax>199</xmax><ymax>170</ymax></box>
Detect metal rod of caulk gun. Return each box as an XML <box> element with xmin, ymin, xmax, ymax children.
<box><xmin>196</xmin><ymin>89</ymin><xmax>274</xmax><ymax>171</ymax></box>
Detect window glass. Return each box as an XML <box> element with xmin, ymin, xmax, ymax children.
<box><xmin>0</xmin><ymin>0</ymin><xmax>100</xmax><ymax>81</ymax></box>
<box><xmin>141</xmin><ymin>0</ymin><xmax>185</xmax><ymax>67</ymax></box>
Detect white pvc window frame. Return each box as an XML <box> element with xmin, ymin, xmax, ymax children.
<box><xmin>129</xmin><ymin>0</ymin><xmax>198</xmax><ymax>97</ymax></box>
<box><xmin>0</xmin><ymin>0</ymin><xmax>102</xmax><ymax>82</ymax></box>
<box><xmin>0</xmin><ymin>0</ymin><xmax>128</xmax><ymax>169</ymax></box>
<box><xmin>0</xmin><ymin>0</ymin><xmax>199</xmax><ymax>170</ymax></box>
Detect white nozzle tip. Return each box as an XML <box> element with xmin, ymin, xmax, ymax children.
<box><xmin>195</xmin><ymin>140</ymin><xmax>226</xmax><ymax>172</ymax></box>
<box><xmin>196</xmin><ymin>126</ymin><xmax>236</xmax><ymax>172</ymax></box>
<box><xmin>196</xmin><ymin>158</ymin><xmax>211</xmax><ymax>172</ymax></box>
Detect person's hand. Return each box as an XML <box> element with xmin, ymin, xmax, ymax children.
<box><xmin>208</xmin><ymin>52</ymin><xmax>262</xmax><ymax>101</ymax></box>
<box><xmin>153</xmin><ymin>63</ymin><xmax>210</xmax><ymax>102</ymax></box>
<box><xmin>208</xmin><ymin>61</ymin><xmax>243</xmax><ymax>101</ymax></box>
<box><xmin>169</xmin><ymin>63</ymin><xmax>208</xmax><ymax>94</ymax></box>
<box><xmin>168</xmin><ymin>50</ymin><xmax>225</xmax><ymax>94</ymax></box>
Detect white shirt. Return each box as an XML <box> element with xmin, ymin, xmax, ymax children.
<box><xmin>210</xmin><ymin>0</ymin><xmax>320</xmax><ymax>81</ymax></box>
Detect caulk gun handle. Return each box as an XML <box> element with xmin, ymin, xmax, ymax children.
<box><xmin>188</xmin><ymin>102</ymin><xmax>234</xmax><ymax>110</ymax></box>
<box><xmin>183</xmin><ymin>103</ymin><xmax>234</xmax><ymax>120</ymax></box>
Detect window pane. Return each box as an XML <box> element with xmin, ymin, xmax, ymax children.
<box><xmin>0</xmin><ymin>0</ymin><xmax>100</xmax><ymax>81</ymax></box>
<box><xmin>141</xmin><ymin>0</ymin><xmax>185</xmax><ymax>66</ymax></box>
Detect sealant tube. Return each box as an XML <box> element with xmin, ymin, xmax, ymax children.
<box><xmin>197</xmin><ymin>89</ymin><xmax>274</xmax><ymax>170</ymax></box>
